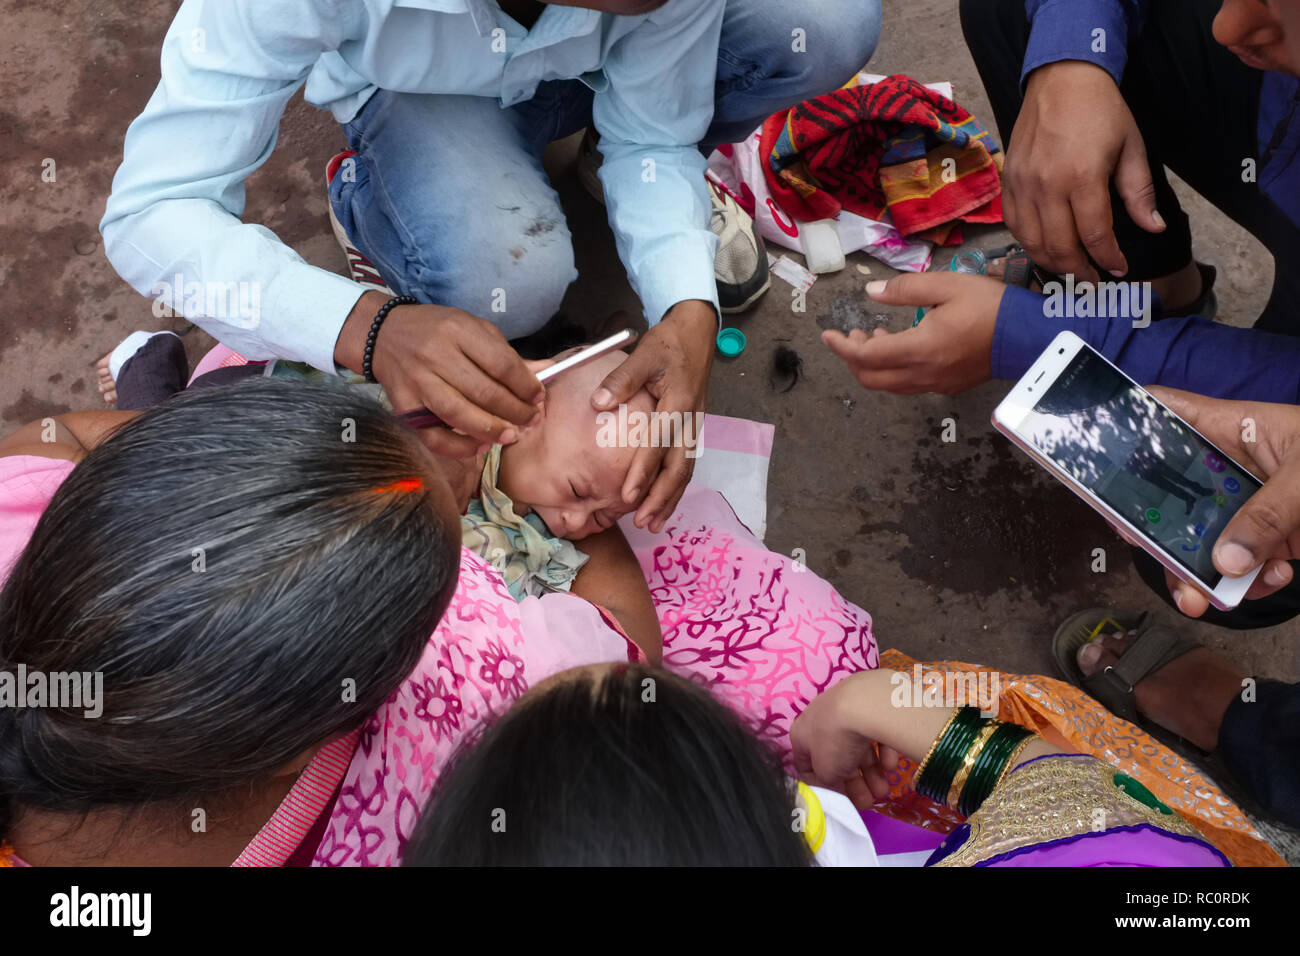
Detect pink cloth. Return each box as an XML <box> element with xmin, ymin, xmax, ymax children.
<box><xmin>233</xmin><ymin>729</ymin><xmax>361</xmax><ymax>867</ymax></box>
<box><xmin>0</xmin><ymin>455</ymin><xmax>75</xmax><ymax>584</ymax></box>
<box><xmin>0</xmin><ymin>455</ymin><xmax>879</xmax><ymax>866</ymax></box>
<box><xmin>626</xmin><ymin>486</ymin><xmax>878</xmax><ymax>762</ymax></box>
<box><xmin>317</xmin><ymin>487</ymin><xmax>879</xmax><ymax>865</ymax></box>
<box><xmin>188</xmin><ymin>344</ymin><xmax>246</xmax><ymax>385</ymax></box>
<box><xmin>313</xmin><ymin>549</ymin><xmax>633</xmax><ymax>866</ymax></box>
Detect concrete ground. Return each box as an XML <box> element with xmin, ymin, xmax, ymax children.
<box><xmin>3</xmin><ymin>1</ymin><xmax>1296</xmax><ymax>849</ymax></box>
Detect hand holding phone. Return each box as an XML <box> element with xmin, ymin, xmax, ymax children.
<box><xmin>993</xmin><ymin>333</ymin><xmax>1264</xmax><ymax>610</ymax></box>
<box><xmin>1144</xmin><ymin>386</ymin><xmax>1300</xmax><ymax>617</ymax></box>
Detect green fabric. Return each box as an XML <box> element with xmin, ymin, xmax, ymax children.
<box><xmin>264</xmin><ymin>359</ymin><xmax>389</xmax><ymax>406</ymax></box>
<box><xmin>460</xmin><ymin>446</ymin><xmax>589</xmax><ymax>602</ymax></box>
<box><xmin>1114</xmin><ymin>772</ymin><xmax>1175</xmax><ymax>815</ymax></box>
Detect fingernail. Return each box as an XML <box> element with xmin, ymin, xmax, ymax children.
<box><xmin>1216</xmin><ymin>541</ymin><xmax>1255</xmax><ymax>575</ymax></box>
<box><xmin>1109</xmin><ymin>269</ymin><xmax>1126</xmax><ymax>278</ymax></box>
<box><xmin>1264</xmin><ymin>562</ymin><xmax>1291</xmax><ymax>587</ymax></box>
<box><xmin>593</xmin><ymin>388</ymin><xmax>614</xmax><ymax>409</ymax></box>
<box><xmin>498</xmin><ymin>429</ymin><xmax>518</xmax><ymax>445</ymax></box>
<box><xmin>527</xmin><ymin>411</ymin><xmax>541</xmax><ymax>428</ymax></box>
<box><xmin>624</xmin><ymin>486</ymin><xmax>641</xmax><ymax>505</ymax></box>
<box><xmin>866</xmin><ymin>280</ymin><xmax>888</xmax><ymax>297</ymax></box>
<box><xmin>1152</xmin><ymin>210</ymin><xmax>1166</xmax><ymax>229</ymax></box>
<box><xmin>1077</xmin><ymin>643</ymin><xmax>1101</xmax><ymax>670</ymax></box>
<box><xmin>1172</xmin><ymin>589</ymin><xmax>1186</xmax><ymax>613</ymax></box>
<box><xmin>534</xmin><ymin>391</ymin><xmax>546</xmax><ymax>405</ymax></box>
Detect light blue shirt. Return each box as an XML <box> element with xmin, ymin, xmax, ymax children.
<box><xmin>101</xmin><ymin>0</ymin><xmax>722</xmax><ymax>373</ymax></box>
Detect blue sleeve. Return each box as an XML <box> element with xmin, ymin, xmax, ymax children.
<box><xmin>991</xmin><ymin>285</ymin><xmax>1300</xmax><ymax>403</ymax></box>
<box><xmin>595</xmin><ymin>0</ymin><xmax>723</xmax><ymax>325</ymax></box>
<box><xmin>1022</xmin><ymin>0</ymin><xmax>1149</xmax><ymax>88</ymax></box>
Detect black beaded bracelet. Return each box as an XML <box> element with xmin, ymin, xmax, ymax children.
<box><xmin>363</xmin><ymin>295</ymin><xmax>418</xmax><ymax>382</ymax></box>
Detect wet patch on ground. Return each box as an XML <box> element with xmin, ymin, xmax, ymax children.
<box><xmin>857</xmin><ymin>428</ymin><xmax>1132</xmax><ymax>606</ymax></box>
<box><xmin>2</xmin><ymin>390</ymin><xmax>71</xmax><ymax>425</ymax></box>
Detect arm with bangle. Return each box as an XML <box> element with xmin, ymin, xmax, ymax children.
<box><xmin>790</xmin><ymin>669</ymin><xmax>1060</xmax><ymax>817</ymax></box>
<box><xmin>790</xmin><ymin>669</ymin><xmax>1224</xmax><ymax>866</ymax></box>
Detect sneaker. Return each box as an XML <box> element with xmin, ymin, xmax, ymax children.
<box><xmin>575</xmin><ymin>130</ymin><xmax>770</xmax><ymax>314</ymax></box>
<box><xmin>325</xmin><ymin>151</ymin><xmax>395</xmax><ymax>294</ymax></box>
<box><xmin>575</xmin><ymin>128</ymin><xmax>606</xmax><ymax>205</ymax></box>
<box><xmin>708</xmin><ymin>178</ymin><xmax>769</xmax><ymax>314</ymax></box>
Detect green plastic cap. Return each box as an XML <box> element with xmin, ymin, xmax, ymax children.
<box><xmin>716</xmin><ymin>327</ymin><xmax>747</xmax><ymax>357</ymax></box>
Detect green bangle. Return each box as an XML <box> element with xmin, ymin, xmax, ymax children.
<box><xmin>923</xmin><ymin>710</ymin><xmax>979</xmax><ymax>792</ymax></box>
<box><xmin>959</xmin><ymin>723</ymin><xmax>1035</xmax><ymax>816</ymax></box>
<box><xmin>958</xmin><ymin>727</ymin><xmax>1008</xmax><ymax>816</ymax></box>
<box><xmin>916</xmin><ymin>707</ymin><xmax>983</xmax><ymax>803</ymax></box>
<box><xmin>959</xmin><ymin>724</ymin><xmax>1024</xmax><ymax>815</ymax></box>
<box><xmin>917</xmin><ymin>718</ymin><xmax>965</xmax><ymax>801</ymax></box>
<box><xmin>913</xmin><ymin>707</ymin><xmax>962</xmax><ymax>784</ymax></box>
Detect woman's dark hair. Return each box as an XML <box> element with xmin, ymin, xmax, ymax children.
<box><xmin>0</xmin><ymin>380</ymin><xmax>460</xmax><ymax>838</ymax></box>
<box><xmin>403</xmin><ymin>663</ymin><xmax>812</xmax><ymax>866</ymax></box>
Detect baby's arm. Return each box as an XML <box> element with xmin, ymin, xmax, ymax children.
<box><xmin>0</xmin><ymin>410</ymin><xmax>139</xmax><ymax>463</ymax></box>
<box><xmin>570</xmin><ymin>524</ymin><xmax>662</xmax><ymax>665</ymax></box>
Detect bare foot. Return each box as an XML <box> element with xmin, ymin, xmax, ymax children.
<box><xmin>95</xmin><ymin>353</ymin><xmax>117</xmax><ymax>405</ymax></box>
<box><xmin>1077</xmin><ymin>632</ymin><xmax>1245</xmax><ymax>751</ymax></box>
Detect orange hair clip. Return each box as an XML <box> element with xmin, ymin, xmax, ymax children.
<box><xmin>370</xmin><ymin>477</ymin><xmax>424</xmax><ymax>495</ymax></box>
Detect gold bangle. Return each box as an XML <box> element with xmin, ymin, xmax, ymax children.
<box><xmin>947</xmin><ymin>720</ymin><xmax>999</xmax><ymax>810</ymax></box>
<box><xmin>914</xmin><ymin>706</ymin><xmax>962</xmax><ymax>782</ymax></box>
<box><xmin>990</xmin><ymin>734</ymin><xmax>1038</xmax><ymax>795</ymax></box>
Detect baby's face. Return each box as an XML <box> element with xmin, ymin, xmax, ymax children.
<box><xmin>497</xmin><ymin>350</ymin><xmax>654</xmax><ymax>540</ymax></box>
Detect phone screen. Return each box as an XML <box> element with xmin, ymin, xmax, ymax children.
<box><xmin>1016</xmin><ymin>348</ymin><xmax>1261</xmax><ymax>587</ymax></box>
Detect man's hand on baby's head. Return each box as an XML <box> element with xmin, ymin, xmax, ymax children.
<box><xmin>335</xmin><ymin>293</ymin><xmax>544</xmax><ymax>457</ymax></box>
<box><xmin>1146</xmin><ymin>388</ymin><xmax>1300</xmax><ymax>617</ymax></box>
<box><xmin>591</xmin><ymin>301</ymin><xmax>715</xmax><ymax>533</ymax></box>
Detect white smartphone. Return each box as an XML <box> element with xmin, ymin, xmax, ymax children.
<box><xmin>992</xmin><ymin>331</ymin><xmax>1263</xmax><ymax>610</ymax></box>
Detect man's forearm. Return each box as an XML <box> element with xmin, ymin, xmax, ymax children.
<box><xmin>1022</xmin><ymin>0</ymin><xmax>1149</xmax><ymax>88</ymax></box>
<box><xmin>992</xmin><ymin>285</ymin><xmax>1300</xmax><ymax>403</ymax></box>
<box><xmin>334</xmin><ymin>289</ymin><xmax>393</xmax><ymax>374</ymax></box>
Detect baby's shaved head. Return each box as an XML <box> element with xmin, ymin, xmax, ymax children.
<box><xmin>496</xmin><ymin>347</ymin><xmax>657</xmax><ymax>539</ymax></box>
<box><xmin>544</xmin><ymin>349</ymin><xmax>654</xmax><ymax>418</ymax></box>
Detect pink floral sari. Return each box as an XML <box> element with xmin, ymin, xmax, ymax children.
<box><xmin>0</xmin><ymin>455</ymin><xmax>879</xmax><ymax>867</ymax></box>
<box><xmin>312</xmin><ymin>486</ymin><xmax>879</xmax><ymax>865</ymax></box>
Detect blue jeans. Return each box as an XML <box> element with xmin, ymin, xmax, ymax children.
<box><xmin>329</xmin><ymin>0</ymin><xmax>883</xmax><ymax>338</ymax></box>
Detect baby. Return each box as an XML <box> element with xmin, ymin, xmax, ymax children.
<box><xmin>498</xmin><ymin>349</ymin><xmax>656</xmax><ymax>539</ymax></box>
<box><xmin>445</xmin><ymin>349</ymin><xmax>663</xmax><ymax>661</ymax></box>
<box><xmin>95</xmin><ymin>330</ymin><xmax>665</xmax><ymax>659</ymax></box>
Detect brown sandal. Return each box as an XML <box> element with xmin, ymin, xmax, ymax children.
<box><xmin>1052</xmin><ymin>606</ymin><xmax>1200</xmax><ymax>736</ymax></box>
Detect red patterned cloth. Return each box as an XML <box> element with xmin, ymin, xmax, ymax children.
<box><xmin>761</xmin><ymin>74</ymin><xmax>1004</xmax><ymax>245</ymax></box>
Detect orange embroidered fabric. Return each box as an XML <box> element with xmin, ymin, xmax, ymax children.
<box><xmin>875</xmin><ymin>650</ymin><xmax>1284</xmax><ymax>867</ymax></box>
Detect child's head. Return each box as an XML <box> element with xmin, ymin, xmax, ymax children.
<box><xmin>497</xmin><ymin>349</ymin><xmax>655</xmax><ymax>539</ymax></box>
<box><xmin>402</xmin><ymin>662</ymin><xmax>811</xmax><ymax>866</ymax></box>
